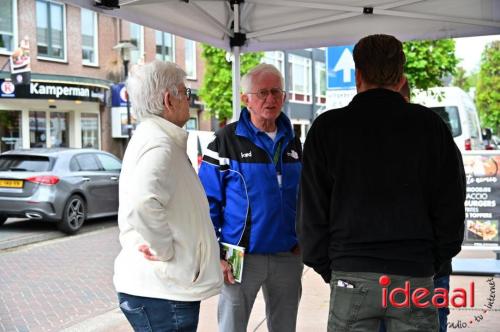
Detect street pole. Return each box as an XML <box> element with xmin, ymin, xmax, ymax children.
<box><xmin>123</xmin><ymin>59</ymin><xmax>131</xmax><ymax>140</ymax></box>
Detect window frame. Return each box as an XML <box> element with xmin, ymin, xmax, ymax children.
<box><xmin>155</xmin><ymin>30</ymin><xmax>175</xmax><ymax>62</ymax></box>
<box><xmin>315</xmin><ymin>61</ymin><xmax>326</xmax><ymax>105</ymax></box>
<box><xmin>184</xmin><ymin>39</ymin><xmax>197</xmax><ymax>80</ymax></box>
<box><xmin>262</xmin><ymin>51</ymin><xmax>285</xmax><ymax>74</ymax></box>
<box><xmin>80</xmin><ymin>112</ymin><xmax>100</xmax><ymax>149</ymax></box>
<box><xmin>81</xmin><ymin>8</ymin><xmax>99</xmax><ymax>66</ymax></box>
<box><xmin>288</xmin><ymin>54</ymin><xmax>312</xmax><ymax>104</ymax></box>
<box><xmin>129</xmin><ymin>23</ymin><xmax>144</xmax><ymax>65</ymax></box>
<box><xmin>0</xmin><ymin>0</ymin><xmax>18</xmax><ymax>55</ymax></box>
<box><xmin>36</xmin><ymin>0</ymin><xmax>67</xmax><ymax>62</ymax></box>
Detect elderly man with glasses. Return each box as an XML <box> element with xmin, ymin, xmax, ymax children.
<box><xmin>198</xmin><ymin>63</ymin><xmax>303</xmax><ymax>332</ymax></box>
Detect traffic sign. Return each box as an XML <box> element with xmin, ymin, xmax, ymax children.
<box><xmin>327</xmin><ymin>46</ymin><xmax>355</xmax><ymax>89</ymax></box>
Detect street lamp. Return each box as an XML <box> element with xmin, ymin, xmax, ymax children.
<box><xmin>113</xmin><ymin>40</ymin><xmax>137</xmax><ymax>140</ymax></box>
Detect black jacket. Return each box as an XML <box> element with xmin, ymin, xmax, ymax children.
<box><xmin>297</xmin><ymin>88</ymin><xmax>465</xmax><ymax>283</ymax></box>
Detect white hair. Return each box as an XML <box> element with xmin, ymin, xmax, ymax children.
<box><xmin>241</xmin><ymin>63</ymin><xmax>284</xmax><ymax>93</ymax></box>
<box><xmin>126</xmin><ymin>60</ymin><xmax>186</xmax><ymax>121</ymax></box>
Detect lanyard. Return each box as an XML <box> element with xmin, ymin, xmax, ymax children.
<box><xmin>273</xmin><ymin>141</ymin><xmax>282</xmax><ymax>167</ymax></box>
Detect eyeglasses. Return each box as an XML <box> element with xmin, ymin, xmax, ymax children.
<box><xmin>247</xmin><ymin>88</ymin><xmax>285</xmax><ymax>100</ymax></box>
<box><xmin>179</xmin><ymin>88</ymin><xmax>191</xmax><ymax>99</ymax></box>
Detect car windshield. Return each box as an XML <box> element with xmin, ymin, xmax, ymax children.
<box><xmin>0</xmin><ymin>155</ymin><xmax>51</xmax><ymax>172</ymax></box>
<box><xmin>429</xmin><ymin>106</ymin><xmax>462</xmax><ymax>138</ymax></box>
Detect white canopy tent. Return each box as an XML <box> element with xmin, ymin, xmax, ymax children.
<box><xmin>63</xmin><ymin>0</ymin><xmax>500</xmax><ymax>121</ymax></box>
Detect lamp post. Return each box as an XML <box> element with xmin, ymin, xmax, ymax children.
<box><xmin>113</xmin><ymin>41</ymin><xmax>137</xmax><ymax>140</ymax></box>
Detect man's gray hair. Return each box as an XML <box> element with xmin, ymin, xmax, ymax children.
<box><xmin>241</xmin><ymin>63</ymin><xmax>284</xmax><ymax>93</ymax></box>
<box><xmin>126</xmin><ymin>60</ymin><xmax>186</xmax><ymax>121</ymax></box>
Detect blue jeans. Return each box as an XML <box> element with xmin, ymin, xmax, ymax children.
<box><xmin>118</xmin><ymin>292</ymin><xmax>200</xmax><ymax>332</ymax></box>
<box><xmin>379</xmin><ymin>275</ymin><xmax>450</xmax><ymax>332</ymax></box>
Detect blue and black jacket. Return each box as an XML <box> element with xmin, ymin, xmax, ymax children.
<box><xmin>198</xmin><ymin>108</ymin><xmax>302</xmax><ymax>254</ymax></box>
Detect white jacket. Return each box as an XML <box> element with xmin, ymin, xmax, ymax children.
<box><xmin>113</xmin><ymin>115</ymin><xmax>223</xmax><ymax>301</ymax></box>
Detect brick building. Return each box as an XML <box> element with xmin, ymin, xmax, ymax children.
<box><xmin>0</xmin><ymin>0</ymin><xmax>211</xmax><ymax>158</ymax></box>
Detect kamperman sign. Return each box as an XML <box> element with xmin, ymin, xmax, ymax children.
<box><xmin>0</xmin><ymin>79</ymin><xmax>105</xmax><ymax>102</ymax></box>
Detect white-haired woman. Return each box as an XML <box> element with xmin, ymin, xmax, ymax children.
<box><xmin>114</xmin><ymin>60</ymin><xmax>223</xmax><ymax>331</ymax></box>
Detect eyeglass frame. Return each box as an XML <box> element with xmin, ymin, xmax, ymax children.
<box><xmin>246</xmin><ymin>88</ymin><xmax>285</xmax><ymax>100</ymax></box>
<box><xmin>163</xmin><ymin>87</ymin><xmax>191</xmax><ymax>106</ymax></box>
<box><xmin>178</xmin><ymin>87</ymin><xmax>191</xmax><ymax>99</ymax></box>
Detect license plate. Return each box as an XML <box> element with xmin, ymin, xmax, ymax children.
<box><xmin>0</xmin><ymin>179</ymin><xmax>23</xmax><ymax>188</ymax></box>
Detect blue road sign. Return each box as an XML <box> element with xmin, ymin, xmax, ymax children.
<box><xmin>327</xmin><ymin>46</ymin><xmax>355</xmax><ymax>89</ymax></box>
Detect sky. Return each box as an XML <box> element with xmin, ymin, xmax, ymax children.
<box><xmin>454</xmin><ymin>34</ymin><xmax>499</xmax><ymax>74</ymax></box>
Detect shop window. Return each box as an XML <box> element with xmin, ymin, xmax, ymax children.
<box><xmin>288</xmin><ymin>54</ymin><xmax>312</xmax><ymax>103</ymax></box>
<box><xmin>81</xmin><ymin>8</ymin><xmax>98</xmax><ymax>66</ymax></box>
<box><xmin>0</xmin><ymin>110</ymin><xmax>22</xmax><ymax>152</ymax></box>
<box><xmin>29</xmin><ymin>111</ymin><xmax>47</xmax><ymax>148</ymax></box>
<box><xmin>50</xmin><ymin>112</ymin><xmax>69</xmax><ymax>147</ymax></box>
<box><xmin>81</xmin><ymin>113</ymin><xmax>99</xmax><ymax>148</ymax></box>
<box><xmin>129</xmin><ymin>23</ymin><xmax>144</xmax><ymax>64</ymax></box>
<box><xmin>315</xmin><ymin>61</ymin><xmax>326</xmax><ymax>105</ymax></box>
<box><xmin>36</xmin><ymin>0</ymin><xmax>66</xmax><ymax>60</ymax></box>
<box><xmin>185</xmin><ymin>39</ymin><xmax>196</xmax><ymax>79</ymax></box>
<box><xmin>155</xmin><ymin>31</ymin><xmax>174</xmax><ymax>62</ymax></box>
<box><xmin>0</xmin><ymin>0</ymin><xmax>16</xmax><ymax>53</ymax></box>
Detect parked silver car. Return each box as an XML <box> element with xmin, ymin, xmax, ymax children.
<box><xmin>0</xmin><ymin>148</ymin><xmax>121</xmax><ymax>234</ymax></box>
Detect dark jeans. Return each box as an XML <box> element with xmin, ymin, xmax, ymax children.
<box><xmin>118</xmin><ymin>292</ymin><xmax>200</xmax><ymax>332</ymax></box>
<box><xmin>379</xmin><ymin>275</ymin><xmax>450</xmax><ymax>332</ymax></box>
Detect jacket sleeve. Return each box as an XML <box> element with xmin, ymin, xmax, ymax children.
<box><xmin>127</xmin><ymin>142</ymin><xmax>176</xmax><ymax>261</ymax></box>
<box><xmin>198</xmin><ymin>136</ymin><xmax>226</xmax><ymax>239</ymax></box>
<box><xmin>296</xmin><ymin>119</ymin><xmax>334</xmax><ymax>283</ymax></box>
<box><xmin>431</xmin><ymin>120</ymin><xmax>466</xmax><ymax>273</ymax></box>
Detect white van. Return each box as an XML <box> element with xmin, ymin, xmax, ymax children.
<box><xmin>413</xmin><ymin>87</ymin><xmax>483</xmax><ymax>151</ymax></box>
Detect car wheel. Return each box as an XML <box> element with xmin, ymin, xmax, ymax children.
<box><xmin>57</xmin><ymin>195</ymin><xmax>86</xmax><ymax>234</ymax></box>
<box><xmin>0</xmin><ymin>215</ymin><xmax>7</xmax><ymax>226</ymax></box>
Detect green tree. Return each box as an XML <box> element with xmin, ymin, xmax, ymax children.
<box><xmin>403</xmin><ymin>39</ymin><xmax>458</xmax><ymax>91</ymax></box>
<box><xmin>199</xmin><ymin>45</ymin><xmax>263</xmax><ymax>123</ymax></box>
<box><xmin>475</xmin><ymin>41</ymin><xmax>500</xmax><ymax>132</ymax></box>
<box><xmin>452</xmin><ymin>67</ymin><xmax>478</xmax><ymax>92</ymax></box>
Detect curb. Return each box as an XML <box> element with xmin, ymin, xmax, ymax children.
<box><xmin>60</xmin><ymin>308</ymin><xmax>130</xmax><ymax>332</ymax></box>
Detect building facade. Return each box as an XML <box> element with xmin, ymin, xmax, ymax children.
<box><xmin>0</xmin><ymin>0</ymin><xmax>211</xmax><ymax>158</ymax></box>
<box><xmin>262</xmin><ymin>48</ymin><xmax>326</xmax><ymax>143</ymax></box>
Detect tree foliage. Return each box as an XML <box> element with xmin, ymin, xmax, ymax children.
<box><xmin>403</xmin><ymin>39</ymin><xmax>458</xmax><ymax>91</ymax></box>
<box><xmin>199</xmin><ymin>45</ymin><xmax>263</xmax><ymax>122</ymax></box>
<box><xmin>452</xmin><ymin>67</ymin><xmax>477</xmax><ymax>92</ymax></box>
<box><xmin>475</xmin><ymin>41</ymin><xmax>500</xmax><ymax>132</ymax></box>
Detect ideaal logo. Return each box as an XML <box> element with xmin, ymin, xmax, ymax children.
<box><xmin>379</xmin><ymin>275</ymin><xmax>474</xmax><ymax>309</ymax></box>
<box><xmin>1</xmin><ymin>81</ymin><xmax>16</xmax><ymax>97</ymax></box>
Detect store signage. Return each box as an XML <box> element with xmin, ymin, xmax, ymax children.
<box><xmin>0</xmin><ymin>80</ymin><xmax>16</xmax><ymax>97</ymax></box>
<box><xmin>111</xmin><ymin>83</ymin><xmax>128</xmax><ymax>107</ymax></box>
<box><xmin>30</xmin><ymin>82</ymin><xmax>90</xmax><ymax>98</ymax></box>
<box><xmin>0</xmin><ymin>79</ymin><xmax>105</xmax><ymax>102</ymax></box>
<box><xmin>463</xmin><ymin>151</ymin><xmax>500</xmax><ymax>246</ymax></box>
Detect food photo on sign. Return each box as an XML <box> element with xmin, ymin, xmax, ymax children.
<box><xmin>463</xmin><ymin>152</ymin><xmax>500</xmax><ymax>245</ymax></box>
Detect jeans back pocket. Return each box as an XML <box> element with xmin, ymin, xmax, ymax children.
<box><xmin>120</xmin><ymin>301</ymin><xmax>153</xmax><ymax>332</ymax></box>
